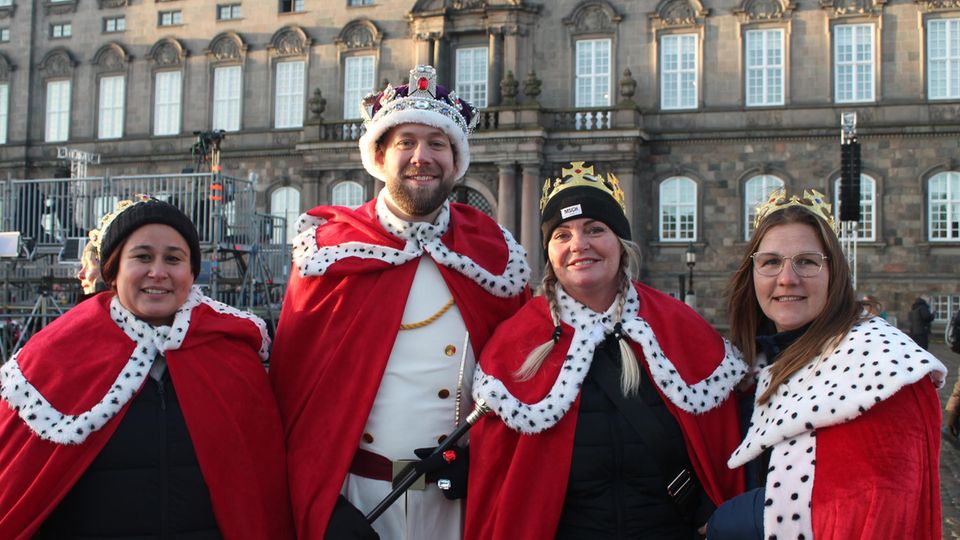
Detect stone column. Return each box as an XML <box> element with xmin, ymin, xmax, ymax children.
<box><xmin>520</xmin><ymin>162</ymin><xmax>542</xmax><ymax>273</ymax></box>
<box><xmin>612</xmin><ymin>164</ymin><xmax>637</xmax><ymax>231</ymax></box>
<box><xmin>488</xmin><ymin>30</ymin><xmax>503</xmax><ymax>106</ymax></box>
<box><xmin>496</xmin><ymin>162</ymin><xmax>516</xmax><ymax>234</ymax></box>
<box><xmin>414</xmin><ymin>35</ymin><xmax>432</xmax><ymax>67</ymax></box>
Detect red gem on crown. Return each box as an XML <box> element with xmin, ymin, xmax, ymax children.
<box><xmin>418</xmin><ymin>77</ymin><xmax>429</xmax><ymax>91</ymax></box>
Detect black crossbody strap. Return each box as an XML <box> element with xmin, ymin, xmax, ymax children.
<box><xmin>590</xmin><ymin>340</ymin><xmax>697</xmax><ymax>507</ymax></box>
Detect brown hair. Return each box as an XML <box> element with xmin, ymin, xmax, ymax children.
<box><xmin>99</xmin><ymin>242</ymin><xmax>123</xmax><ymax>289</ymax></box>
<box><xmin>726</xmin><ymin>205</ymin><xmax>867</xmax><ymax>403</ymax></box>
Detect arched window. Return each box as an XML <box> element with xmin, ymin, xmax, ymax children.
<box><xmin>331</xmin><ymin>181</ymin><xmax>364</xmax><ymax>208</ymax></box>
<box><xmin>833</xmin><ymin>174</ymin><xmax>877</xmax><ymax>241</ymax></box>
<box><xmin>928</xmin><ymin>171</ymin><xmax>960</xmax><ymax>241</ymax></box>
<box><xmin>744</xmin><ymin>174</ymin><xmax>784</xmax><ymax>240</ymax></box>
<box><xmin>659</xmin><ymin>177</ymin><xmax>697</xmax><ymax>241</ymax></box>
<box><xmin>270</xmin><ymin>186</ymin><xmax>301</xmax><ymax>243</ymax></box>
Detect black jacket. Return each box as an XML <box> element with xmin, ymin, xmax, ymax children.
<box><xmin>908</xmin><ymin>298</ymin><xmax>935</xmax><ymax>336</ymax></box>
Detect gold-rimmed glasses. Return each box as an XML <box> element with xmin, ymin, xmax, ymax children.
<box><xmin>751</xmin><ymin>251</ymin><xmax>828</xmax><ymax>277</ymax></box>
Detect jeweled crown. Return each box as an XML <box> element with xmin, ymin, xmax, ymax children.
<box><xmin>539</xmin><ymin>162</ymin><xmax>626</xmax><ymax>213</ymax></box>
<box><xmin>754</xmin><ymin>189</ymin><xmax>837</xmax><ymax>233</ymax></box>
<box><xmin>359</xmin><ymin>65</ymin><xmax>478</xmax><ymax>134</ymax></box>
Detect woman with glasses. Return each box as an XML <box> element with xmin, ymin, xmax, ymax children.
<box><xmin>707</xmin><ymin>189</ymin><xmax>946</xmax><ymax>540</ymax></box>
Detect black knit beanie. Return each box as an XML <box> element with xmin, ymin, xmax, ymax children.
<box><xmin>98</xmin><ymin>197</ymin><xmax>201</xmax><ymax>277</ymax></box>
<box><xmin>540</xmin><ymin>185</ymin><xmax>631</xmax><ymax>249</ymax></box>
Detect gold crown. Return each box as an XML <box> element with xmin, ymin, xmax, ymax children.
<box><xmin>754</xmin><ymin>189</ymin><xmax>837</xmax><ymax>233</ymax></box>
<box><xmin>539</xmin><ymin>162</ymin><xmax>626</xmax><ymax>213</ymax></box>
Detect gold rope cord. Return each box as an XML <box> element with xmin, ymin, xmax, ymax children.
<box><xmin>398</xmin><ymin>297</ymin><xmax>456</xmax><ymax>331</ymax></box>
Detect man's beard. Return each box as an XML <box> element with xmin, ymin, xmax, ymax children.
<box><xmin>387</xmin><ymin>167</ymin><xmax>452</xmax><ymax>217</ymax></box>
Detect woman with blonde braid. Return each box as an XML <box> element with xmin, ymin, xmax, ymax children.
<box><xmin>466</xmin><ymin>163</ymin><xmax>747</xmax><ymax>540</ymax></box>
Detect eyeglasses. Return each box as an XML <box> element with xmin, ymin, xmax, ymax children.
<box><xmin>751</xmin><ymin>251</ymin><xmax>828</xmax><ymax>277</ymax></box>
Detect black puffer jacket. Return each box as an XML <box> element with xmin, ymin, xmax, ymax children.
<box><xmin>555</xmin><ymin>336</ymin><xmax>709</xmax><ymax>540</ymax></box>
<box><xmin>33</xmin><ymin>369</ymin><xmax>221</xmax><ymax>539</ymax></box>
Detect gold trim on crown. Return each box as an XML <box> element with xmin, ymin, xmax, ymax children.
<box><xmin>539</xmin><ymin>162</ymin><xmax>626</xmax><ymax>214</ymax></box>
<box><xmin>754</xmin><ymin>189</ymin><xmax>837</xmax><ymax>233</ymax></box>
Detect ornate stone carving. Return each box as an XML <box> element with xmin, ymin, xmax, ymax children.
<box><xmin>0</xmin><ymin>4</ymin><xmax>16</xmax><ymax>19</ymax></box>
<box><xmin>564</xmin><ymin>1</ymin><xmax>623</xmax><ymax>36</ymax></box>
<box><xmin>619</xmin><ymin>69</ymin><xmax>637</xmax><ymax>100</ymax></box>
<box><xmin>919</xmin><ymin>0</ymin><xmax>960</xmax><ymax>9</ymax></box>
<box><xmin>207</xmin><ymin>33</ymin><xmax>246</xmax><ymax>63</ymax></box>
<box><xmin>270</xmin><ymin>26</ymin><xmax>311</xmax><ymax>57</ymax></box>
<box><xmin>39</xmin><ymin>49</ymin><xmax>76</xmax><ymax>78</ymax></box>
<box><xmin>522</xmin><ymin>71</ymin><xmax>541</xmax><ymax>102</ymax></box>
<box><xmin>735</xmin><ymin>0</ymin><xmax>795</xmax><ymax>21</ymax></box>
<box><xmin>450</xmin><ymin>0</ymin><xmax>487</xmax><ymax>9</ymax></box>
<box><xmin>44</xmin><ymin>0</ymin><xmax>78</xmax><ymax>16</ymax></box>
<box><xmin>308</xmin><ymin>88</ymin><xmax>327</xmax><ymax>120</ymax></box>
<box><xmin>92</xmin><ymin>43</ymin><xmax>130</xmax><ymax>72</ymax></box>
<box><xmin>649</xmin><ymin>0</ymin><xmax>709</xmax><ymax>30</ymax></box>
<box><xmin>820</xmin><ymin>0</ymin><xmax>884</xmax><ymax>17</ymax></box>
<box><xmin>148</xmin><ymin>39</ymin><xmax>187</xmax><ymax>66</ymax></box>
<box><xmin>336</xmin><ymin>20</ymin><xmax>382</xmax><ymax>52</ymax></box>
<box><xmin>98</xmin><ymin>0</ymin><xmax>129</xmax><ymax>7</ymax></box>
<box><xmin>0</xmin><ymin>54</ymin><xmax>13</xmax><ymax>82</ymax></box>
<box><xmin>500</xmin><ymin>71</ymin><xmax>518</xmax><ymax>105</ymax></box>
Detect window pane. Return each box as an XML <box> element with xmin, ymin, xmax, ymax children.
<box><xmin>154</xmin><ymin>70</ymin><xmax>182</xmax><ymax>136</ymax></box>
<box><xmin>456</xmin><ymin>47</ymin><xmax>488</xmax><ymax>108</ymax></box>
<box><xmin>343</xmin><ymin>56</ymin><xmax>374</xmax><ymax>120</ymax></box>
<box><xmin>45</xmin><ymin>80</ymin><xmax>71</xmax><ymax>142</ymax></box>
<box><xmin>835</xmin><ymin>24</ymin><xmax>874</xmax><ymax>103</ymax></box>
<box><xmin>659</xmin><ymin>177</ymin><xmax>697</xmax><ymax>241</ymax></box>
<box><xmin>213</xmin><ymin>65</ymin><xmax>242</xmax><ymax>132</ymax></box>
<box><xmin>98</xmin><ymin>75</ymin><xmax>125</xmax><ymax>139</ymax></box>
<box><xmin>928</xmin><ymin>19</ymin><xmax>960</xmax><ymax>100</ymax></box>
<box><xmin>833</xmin><ymin>175</ymin><xmax>876</xmax><ymax>241</ymax></box>
<box><xmin>745</xmin><ymin>29</ymin><xmax>784</xmax><ymax>106</ymax></box>
<box><xmin>661</xmin><ymin>34</ymin><xmax>698</xmax><ymax>110</ymax></box>
<box><xmin>575</xmin><ymin>39</ymin><xmax>611</xmax><ymax>108</ymax></box>
<box><xmin>332</xmin><ymin>181</ymin><xmax>365</xmax><ymax>208</ymax></box>
<box><xmin>744</xmin><ymin>175</ymin><xmax>785</xmax><ymax>239</ymax></box>
<box><xmin>271</xmin><ymin>186</ymin><xmax>301</xmax><ymax>243</ymax></box>
<box><xmin>928</xmin><ymin>171</ymin><xmax>960</xmax><ymax>241</ymax></box>
<box><xmin>0</xmin><ymin>83</ymin><xmax>7</xmax><ymax>144</ymax></box>
<box><xmin>276</xmin><ymin>61</ymin><xmax>305</xmax><ymax>128</ymax></box>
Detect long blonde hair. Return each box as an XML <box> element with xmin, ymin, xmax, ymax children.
<box><xmin>515</xmin><ymin>238</ymin><xmax>644</xmax><ymax>396</ymax></box>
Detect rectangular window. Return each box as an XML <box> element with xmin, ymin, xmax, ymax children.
<box><xmin>159</xmin><ymin>10</ymin><xmax>182</xmax><ymax>27</ymax></box>
<box><xmin>929</xmin><ymin>172</ymin><xmax>960</xmax><ymax>241</ymax></box>
<box><xmin>343</xmin><ymin>55</ymin><xmax>374</xmax><ymax>120</ymax></box>
<box><xmin>0</xmin><ymin>28</ymin><xmax>9</xmax><ymax>42</ymax></box>
<box><xmin>45</xmin><ymin>80</ymin><xmax>71</xmax><ymax>143</ymax></box>
<box><xmin>0</xmin><ymin>0</ymin><xmax>11</xmax><ymax>6</ymax></box>
<box><xmin>835</xmin><ymin>24</ymin><xmax>875</xmax><ymax>103</ymax></box>
<box><xmin>661</xmin><ymin>34</ymin><xmax>698</xmax><ymax>110</ymax></box>
<box><xmin>575</xmin><ymin>39</ymin><xmax>611</xmax><ymax>108</ymax></box>
<box><xmin>279</xmin><ymin>0</ymin><xmax>304</xmax><ymax>13</ymax></box>
<box><xmin>745</xmin><ymin>29</ymin><xmax>784</xmax><ymax>107</ymax></box>
<box><xmin>98</xmin><ymin>75</ymin><xmax>125</xmax><ymax>139</ymax></box>
<box><xmin>348</xmin><ymin>0</ymin><xmax>374</xmax><ymax>5</ymax></box>
<box><xmin>213</xmin><ymin>65</ymin><xmax>242</xmax><ymax>132</ymax></box>
<box><xmin>218</xmin><ymin>4</ymin><xmax>242</xmax><ymax>20</ymax></box>
<box><xmin>0</xmin><ymin>83</ymin><xmax>8</xmax><ymax>145</ymax></box>
<box><xmin>104</xmin><ymin>16</ymin><xmax>125</xmax><ymax>33</ymax></box>
<box><xmin>154</xmin><ymin>70</ymin><xmax>182</xmax><ymax>136</ymax></box>
<box><xmin>275</xmin><ymin>61</ymin><xmax>305</xmax><ymax>128</ymax></box>
<box><xmin>928</xmin><ymin>18</ymin><xmax>960</xmax><ymax>100</ymax></box>
<box><xmin>455</xmin><ymin>47</ymin><xmax>488</xmax><ymax>109</ymax></box>
<box><xmin>50</xmin><ymin>23</ymin><xmax>72</xmax><ymax>38</ymax></box>
<box><xmin>932</xmin><ymin>295</ymin><xmax>960</xmax><ymax>322</ymax></box>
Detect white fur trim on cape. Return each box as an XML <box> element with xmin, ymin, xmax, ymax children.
<box><xmin>0</xmin><ymin>287</ymin><xmax>270</xmax><ymax>445</ymax></box>
<box><xmin>291</xmin><ymin>191</ymin><xmax>529</xmax><ymax>298</ymax></box>
<box><xmin>727</xmin><ymin>316</ymin><xmax>946</xmax><ymax>540</ymax></box>
<box><xmin>472</xmin><ymin>285</ymin><xmax>748</xmax><ymax>434</ymax></box>
<box><xmin>358</xmin><ymin>107</ymin><xmax>470</xmax><ymax>182</ymax></box>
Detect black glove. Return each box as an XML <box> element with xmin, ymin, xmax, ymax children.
<box><xmin>413</xmin><ymin>445</ymin><xmax>470</xmax><ymax>500</ymax></box>
<box><xmin>325</xmin><ymin>495</ymin><xmax>380</xmax><ymax>540</ymax></box>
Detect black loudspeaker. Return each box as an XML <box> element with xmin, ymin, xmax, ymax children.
<box><xmin>839</xmin><ymin>142</ymin><xmax>861</xmax><ymax>222</ymax></box>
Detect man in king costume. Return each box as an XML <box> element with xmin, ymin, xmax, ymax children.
<box><xmin>269</xmin><ymin>65</ymin><xmax>530</xmax><ymax>539</ymax></box>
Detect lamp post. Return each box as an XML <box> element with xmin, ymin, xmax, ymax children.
<box><xmin>685</xmin><ymin>243</ymin><xmax>697</xmax><ymax>309</ymax></box>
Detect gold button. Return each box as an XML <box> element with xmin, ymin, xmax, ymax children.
<box><xmin>444</xmin><ymin>345</ymin><xmax>457</xmax><ymax>357</ymax></box>
<box><xmin>438</xmin><ymin>388</ymin><xmax>451</xmax><ymax>399</ymax></box>
<box><xmin>362</xmin><ymin>432</ymin><xmax>374</xmax><ymax>443</ymax></box>
<box><xmin>437</xmin><ymin>434</ymin><xmax>448</xmax><ymax>444</ymax></box>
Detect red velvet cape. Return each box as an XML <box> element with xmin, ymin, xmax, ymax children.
<box><xmin>269</xmin><ymin>201</ymin><xmax>529</xmax><ymax>538</ymax></box>
<box><xmin>0</xmin><ymin>293</ymin><xmax>295</xmax><ymax>540</ymax></box>
<box><xmin>811</xmin><ymin>379</ymin><xmax>941</xmax><ymax>539</ymax></box>
<box><xmin>466</xmin><ymin>284</ymin><xmax>745</xmax><ymax>540</ymax></box>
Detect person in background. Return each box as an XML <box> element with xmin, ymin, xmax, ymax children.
<box><xmin>466</xmin><ymin>162</ymin><xmax>746</xmax><ymax>540</ymax></box>
<box><xmin>0</xmin><ymin>196</ymin><xmax>294</xmax><ymax>539</ymax></box>
<box><xmin>269</xmin><ymin>65</ymin><xmax>530</xmax><ymax>540</ymax></box>
<box><xmin>908</xmin><ymin>293</ymin><xmax>936</xmax><ymax>350</ymax></box>
<box><xmin>944</xmin><ymin>309</ymin><xmax>960</xmax><ymax>438</ymax></box>
<box><xmin>76</xmin><ymin>233</ymin><xmax>108</xmax><ymax>300</ymax></box>
<box><xmin>709</xmin><ymin>189</ymin><xmax>946</xmax><ymax>540</ymax></box>
<box><xmin>861</xmin><ymin>294</ymin><xmax>887</xmax><ymax>320</ymax></box>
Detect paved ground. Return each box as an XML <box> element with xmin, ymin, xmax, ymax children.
<box><xmin>934</xmin><ymin>341</ymin><xmax>960</xmax><ymax>538</ymax></box>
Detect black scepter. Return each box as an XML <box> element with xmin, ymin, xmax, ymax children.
<box><xmin>365</xmin><ymin>398</ymin><xmax>491</xmax><ymax>523</ymax></box>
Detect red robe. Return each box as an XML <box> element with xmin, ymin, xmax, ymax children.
<box><xmin>0</xmin><ymin>292</ymin><xmax>295</xmax><ymax>540</ymax></box>
<box><xmin>466</xmin><ymin>283</ymin><xmax>745</xmax><ymax>540</ymax></box>
<box><xmin>269</xmin><ymin>200</ymin><xmax>529</xmax><ymax>538</ymax></box>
